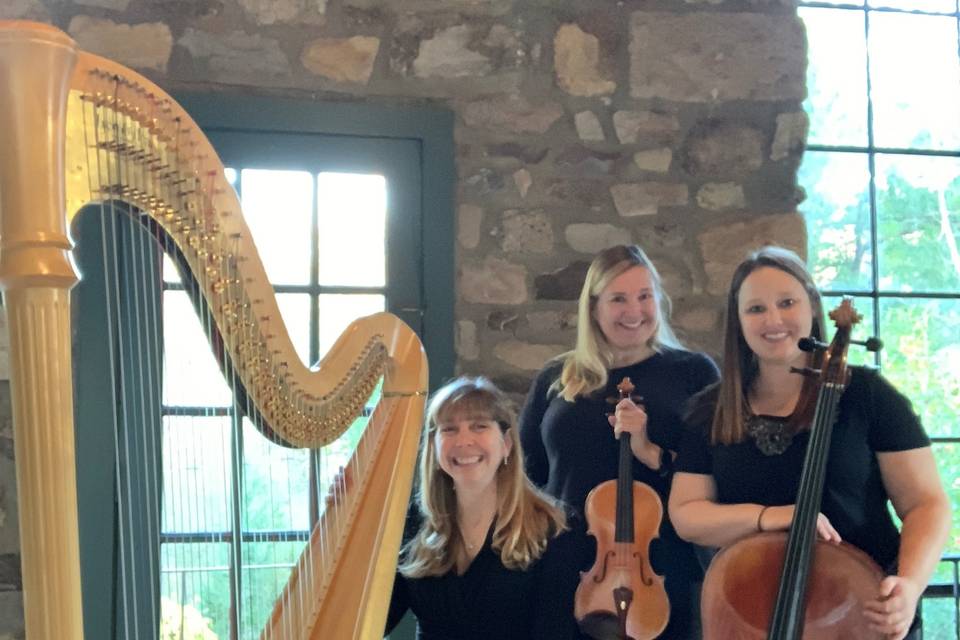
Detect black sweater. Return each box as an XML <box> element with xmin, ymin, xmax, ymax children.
<box><xmin>519</xmin><ymin>348</ymin><xmax>719</xmax><ymax>639</ymax></box>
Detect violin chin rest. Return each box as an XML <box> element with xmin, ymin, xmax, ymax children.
<box><xmin>577</xmin><ymin>610</ymin><xmax>637</xmax><ymax>640</ymax></box>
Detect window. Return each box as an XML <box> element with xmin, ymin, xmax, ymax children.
<box><xmin>160</xmin><ymin>166</ymin><xmax>392</xmax><ymax>639</ymax></box>
<box><xmin>798</xmin><ymin>2</ymin><xmax>960</xmax><ymax>634</ymax></box>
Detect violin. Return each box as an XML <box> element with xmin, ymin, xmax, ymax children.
<box><xmin>701</xmin><ymin>298</ymin><xmax>885</xmax><ymax>639</ymax></box>
<box><xmin>575</xmin><ymin>377</ymin><xmax>670</xmax><ymax>640</ymax></box>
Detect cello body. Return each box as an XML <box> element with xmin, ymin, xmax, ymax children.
<box><xmin>702</xmin><ymin>532</ymin><xmax>885</xmax><ymax>639</ymax></box>
<box><xmin>701</xmin><ymin>299</ymin><xmax>887</xmax><ymax>640</ymax></box>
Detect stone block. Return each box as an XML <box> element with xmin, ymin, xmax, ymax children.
<box><xmin>555</xmin><ymin>24</ymin><xmax>615</xmax><ymax>96</ymax></box>
<box><xmin>460</xmin><ymin>258</ymin><xmax>528</xmax><ymax>304</ymax></box>
<box><xmin>629</xmin><ymin>11</ymin><xmax>805</xmax><ymax>102</ymax></box>
<box><xmin>302</xmin><ymin>36</ymin><xmax>379</xmax><ymax>84</ymax></box>
<box><xmin>698</xmin><ymin>213</ymin><xmax>807</xmax><ymax>295</ymax></box>
<box><xmin>69</xmin><ymin>16</ymin><xmax>172</xmax><ymax>72</ymax></box>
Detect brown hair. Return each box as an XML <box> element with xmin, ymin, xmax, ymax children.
<box><xmin>711</xmin><ymin>246</ymin><xmax>826</xmax><ymax>445</ymax></box>
<box><xmin>398</xmin><ymin>376</ymin><xmax>567</xmax><ymax>577</ymax></box>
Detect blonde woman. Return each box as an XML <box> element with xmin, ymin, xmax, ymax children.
<box><xmin>519</xmin><ymin>244</ymin><xmax>719</xmax><ymax>639</ymax></box>
<box><xmin>386</xmin><ymin>376</ymin><xmax>580</xmax><ymax>640</ymax></box>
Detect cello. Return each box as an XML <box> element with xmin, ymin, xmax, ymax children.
<box><xmin>575</xmin><ymin>377</ymin><xmax>670</xmax><ymax>640</ymax></box>
<box><xmin>701</xmin><ymin>298</ymin><xmax>885</xmax><ymax>639</ymax></box>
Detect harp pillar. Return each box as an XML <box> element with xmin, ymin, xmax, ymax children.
<box><xmin>0</xmin><ymin>22</ymin><xmax>85</xmax><ymax>639</ymax></box>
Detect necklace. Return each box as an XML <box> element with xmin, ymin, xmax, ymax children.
<box><xmin>459</xmin><ymin>517</ymin><xmax>493</xmax><ymax>552</ymax></box>
<box><xmin>746</xmin><ymin>414</ymin><xmax>793</xmax><ymax>456</ymax></box>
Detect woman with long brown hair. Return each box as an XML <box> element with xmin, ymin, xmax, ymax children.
<box><xmin>669</xmin><ymin>246</ymin><xmax>950</xmax><ymax>639</ymax></box>
<box><xmin>386</xmin><ymin>376</ymin><xmax>580</xmax><ymax>639</ymax></box>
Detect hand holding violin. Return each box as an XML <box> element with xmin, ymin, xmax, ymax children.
<box><xmin>608</xmin><ymin>398</ymin><xmax>660</xmax><ymax>470</ymax></box>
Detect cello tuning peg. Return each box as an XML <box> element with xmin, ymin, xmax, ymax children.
<box><xmin>797</xmin><ymin>337</ymin><xmax>828</xmax><ymax>352</ymax></box>
<box><xmin>790</xmin><ymin>366</ymin><xmax>821</xmax><ymax>378</ymax></box>
<box><xmin>852</xmin><ymin>337</ymin><xmax>883</xmax><ymax>352</ymax></box>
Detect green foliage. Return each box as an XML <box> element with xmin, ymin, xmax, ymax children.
<box><xmin>160</xmin><ymin>597</ymin><xmax>219</xmax><ymax>640</ymax></box>
<box><xmin>801</xmin><ymin>138</ymin><xmax>960</xmax><ymax>635</ymax></box>
<box><xmin>160</xmin><ymin>385</ymin><xmax>382</xmax><ymax>639</ymax></box>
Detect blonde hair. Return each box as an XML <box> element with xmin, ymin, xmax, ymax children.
<box><xmin>711</xmin><ymin>246</ymin><xmax>826</xmax><ymax>445</ymax></box>
<box><xmin>398</xmin><ymin>376</ymin><xmax>568</xmax><ymax>578</ymax></box>
<box><xmin>557</xmin><ymin>245</ymin><xmax>684</xmax><ymax>401</ymax></box>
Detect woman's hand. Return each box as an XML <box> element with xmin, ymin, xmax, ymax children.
<box><xmin>609</xmin><ymin>398</ymin><xmax>659</xmax><ymax>468</ymax></box>
<box><xmin>862</xmin><ymin>575</ymin><xmax>922</xmax><ymax>640</ymax></box>
<box><xmin>759</xmin><ymin>505</ymin><xmax>842</xmax><ymax>544</ymax></box>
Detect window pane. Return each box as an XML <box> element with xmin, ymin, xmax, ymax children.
<box><xmin>276</xmin><ymin>293</ymin><xmax>311</xmax><ymax>367</ymax></box>
<box><xmin>921</xmin><ymin>588</ymin><xmax>959</xmax><ymax>640</ymax></box>
<box><xmin>241</xmin><ymin>417</ymin><xmax>311</xmax><ymax>532</ymax></box>
<box><xmin>869</xmin><ymin>12</ymin><xmax>960</xmax><ymax>151</ymax></box>
<box><xmin>801</xmin><ymin>151</ymin><xmax>873</xmax><ymax>291</ymax></box>
<box><xmin>163</xmin><ymin>253</ymin><xmax>181</xmax><ymax>284</ymax></box>
<box><xmin>317</xmin><ymin>293</ymin><xmax>385</xmax><ymax>358</ymax></box>
<box><xmin>241</xmin><ymin>168</ymin><xmax>313</xmax><ymax>285</ymax></box>
<box><xmin>801</xmin><ymin>7</ymin><xmax>869</xmax><ymax>146</ymax></box>
<box><xmin>160</xmin><ymin>542</ymin><xmax>231</xmax><ymax>640</ymax></box>
<box><xmin>317</xmin><ymin>172</ymin><xmax>386</xmax><ymax>287</ymax></box>
<box><xmin>162</xmin><ymin>415</ymin><xmax>233</xmax><ymax>534</ymax></box>
<box><xmin>802</xmin><ymin>0</ymin><xmax>865</xmax><ymax>5</ymax></box>
<box><xmin>869</xmin><ymin>0</ymin><xmax>957</xmax><ymax>11</ymax></box>
<box><xmin>878</xmin><ymin>297</ymin><xmax>960</xmax><ymax>438</ymax></box>
<box><xmin>241</xmin><ymin>542</ymin><xmax>306</xmax><ymax>639</ymax></box>
<box><xmin>163</xmin><ymin>290</ymin><xmax>232</xmax><ymax>407</ymax></box>
<box><xmin>932</xmin><ymin>443</ymin><xmax>960</xmax><ymax>557</ymax></box>
<box><xmin>875</xmin><ymin>154</ymin><xmax>960</xmax><ymax>293</ymax></box>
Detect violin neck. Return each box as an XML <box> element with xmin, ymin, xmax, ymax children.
<box><xmin>767</xmin><ymin>379</ymin><xmax>846</xmax><ymax>639</ymax></box>
<box><xmin>614</xmin><ymin>434</ymin><xmax>634</xmax><ymax>543</ymax></box>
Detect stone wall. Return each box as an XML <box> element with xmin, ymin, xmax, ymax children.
<box><xmin>0</xmin><ymin>0</ymin><xmax>810</xmax><ymax>636</ymax></box>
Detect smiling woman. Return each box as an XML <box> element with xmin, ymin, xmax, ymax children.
<box><xmin>669</xmin><ymin>246</ymin><xmax>951</xmax><ymax>640</ymax></box>
<box><xmin>385</xmin><ymin>376</ymin><xmax>581</xmax><ymax>640</ymax></box>
<box><xmin>519</xmin><ymin>244</ymin><xmax>720</xmax><ymax>639</ymax></box>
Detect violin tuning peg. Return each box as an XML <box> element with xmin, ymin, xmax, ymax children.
<box><xmin>790</xmin><ymin>366</ymin><xmax>820</xmax><ymax>378</ymax></box>
<box><xmin>798</xmin><ymin>337</ymin><xmax>828</xmax><ymax>352</ymax></box>
<box><xmin>852</xmin><ymin>337</ymin><xmax>883</xmax><ymax>352</ymax></box>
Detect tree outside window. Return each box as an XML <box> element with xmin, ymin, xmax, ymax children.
<box><xmin>799</xmin><ymin>2</ymin><xmax>960</xmax><ymax>636</ymax></box>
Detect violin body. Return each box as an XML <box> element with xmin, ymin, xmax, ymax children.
<box><xmin>575</xmin><ymin>478</ymin><xmax>669</xmax><ymax>640</ymax></box>
<box><xmin>702</xmin><ymin>532</ymin><xmax>885</xmax><ymax>639</ymax></box>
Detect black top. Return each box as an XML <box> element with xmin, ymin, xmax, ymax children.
<box><xmin>677</xmin><ymin>366</ymin><xmax>930</xmax><ymax>572</ymax></box>
<box><xmin>519</xmin><ymin>348</ymin><xmax>720</xmax><ymax>639</ymax></box>
<box><xmin>385</xmin><ymin>523</ymin><xmax>582</xmax><ymax>640</ymax></box>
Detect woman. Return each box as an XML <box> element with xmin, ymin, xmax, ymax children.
<box><xmin>519</xmin><ymin>244</ymin><xmax>719</xmax><ymax>639</ymax></box>
<box><xmin>386</xmin><ymin>376</ymin><xmax>580</xmax><ymax>640</ymax></box>
<box><xmin>669</xmin><ymin>246</ymin><xmax>950</xmax><ymax>640</ymax></box>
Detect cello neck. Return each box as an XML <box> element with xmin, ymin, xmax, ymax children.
<box><xmin>768</xmin><ymin>304</ymin><xmax>857</xmax><ymax>640</ymax></box>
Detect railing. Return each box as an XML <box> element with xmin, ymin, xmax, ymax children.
<box><xmin>921</xmin><ymin>553</ymin><xmax>960</xmax><ymax>639</ymax></box>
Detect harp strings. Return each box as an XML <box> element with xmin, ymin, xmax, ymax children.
<box><xmin>75</xmin><ymin>73</ymin><xmax>396</xmax><ymax>639</ymax></box>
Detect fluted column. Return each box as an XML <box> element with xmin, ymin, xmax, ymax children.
<box><xmin>0</xmin><ymin>21</ymin><xmax>84</xmax><ymax>639</ymax></box>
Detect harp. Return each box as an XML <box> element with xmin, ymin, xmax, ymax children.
<box><xmin>0</xmin><ymin>20</ymin><xmax>427</xmax><ymax>639</ymax></box>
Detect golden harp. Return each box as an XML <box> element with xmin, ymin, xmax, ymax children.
<box><xmin>0</xmin><ymin>20</ymin><xmax>427</xmax><ymax>639</ymax></box>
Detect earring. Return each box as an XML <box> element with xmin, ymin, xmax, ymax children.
<box><xmin>502</xmin><ymin>455</ymin><xmax>509</xmax><ymax>467</ymax></box>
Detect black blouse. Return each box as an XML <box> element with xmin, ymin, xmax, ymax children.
<box><xmin>385</xmin><ymin>524</ymin><xmax>581</xmax><ymax>640</ymax></box>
